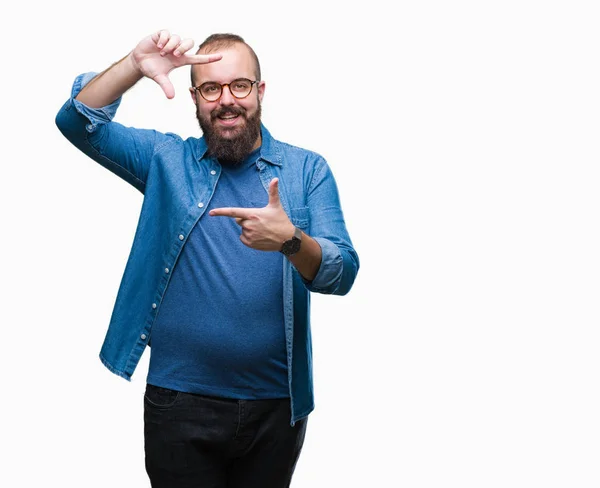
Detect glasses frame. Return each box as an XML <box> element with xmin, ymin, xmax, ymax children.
<box><xmin>193</xmin><ymin>78</ymin><xmax>259</xmax><ymax>102</ymax></box>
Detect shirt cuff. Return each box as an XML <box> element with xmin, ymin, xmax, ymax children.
<box><xmin>306</xmin><ymin>237</ymin><xmax>343</xmax><ymax>292</ymax></box>
<box><xmin>70</xmin><ymin>72</ymin><xmax>122</xmax><ymax>132</ymax></box>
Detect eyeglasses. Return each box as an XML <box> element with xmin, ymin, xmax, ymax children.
<box><xmin>193</xmin><ymin>78</ymin><xmax>258</xmax><ymax>102</ymax></box>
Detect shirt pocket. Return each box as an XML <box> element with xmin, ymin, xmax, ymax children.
<box><xmin>289</xmin><ymin>206</ymin><xmax>310</xmax><ymax>231</ymax></box>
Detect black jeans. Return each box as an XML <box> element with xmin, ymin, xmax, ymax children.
<box><xmin>144</xmin><ymin>384</ymin><xmax>308</xmax><ymax>488</ymax></box>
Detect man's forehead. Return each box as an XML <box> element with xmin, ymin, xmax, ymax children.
<box><xmin>194</xmin><ymin>44</ymin><xmax>256</xmax><ymax>82</ymax></box>
<box><xmin>199</xmin><ymin>41</ymin><xmax>250</xmax><ymax>56</ymax></box>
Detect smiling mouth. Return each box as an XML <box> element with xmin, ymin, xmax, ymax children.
<box><xmin>214</xmin><ymin>112</ymin><xmax>244</xmax><ymax>128</ymax></box>
<box><xmin>214</xmin><ymin>108</ymin><xmax>244</xmax><ymax>120</ymax></box>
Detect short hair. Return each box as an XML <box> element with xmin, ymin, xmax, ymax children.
<box><xmin>191</xmin><ymin>33</ymin><xmax>261</xmax><ymax>86</ymax></box>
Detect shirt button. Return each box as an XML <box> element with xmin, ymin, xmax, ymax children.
<box><xmin>198</xmin><ymin>202</ymin><xmax>204</xmax><ymax>208</ymax></box>
<box><xmin>210</xmin><ymin>170</ymin><xmax>216</xmax><ymax>175</ymax></box>
<box><xmin>152</xmin><ymin>303</ymin><xmax>157</xmax><ymax>309</ymax></box>
<box><xmin>165</xmin><ymin>268</ymin><xmax>169</xmax><ymax>273</ymax></box>
<box><xmin>179</xmin><ymin>234</ymin><xmax>184</xmax><ymax>240</ymax></box>
<box><xmin>140</xmin><ymin>334</ymin><xmax>147</xmax><ymax>340</ymax></box>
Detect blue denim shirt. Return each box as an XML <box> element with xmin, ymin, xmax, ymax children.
<box><xmin>55</xmin><ymin>72</ymin><xmax>359</xmax><ymax>425</ymax></box>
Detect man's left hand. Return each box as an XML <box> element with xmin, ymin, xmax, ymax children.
<box><xmin>209</xmin><ymin>178</ymin><xmax>295</xmax><ymax>251</ymax></box>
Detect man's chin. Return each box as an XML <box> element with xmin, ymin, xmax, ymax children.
<box><xmin>216</xmin><ymin>128</ymin><xmax>242</xmax><ymax>138</ymax></box>
<box><xmin>213</xmin><ymin>123</ymin><xmax>244</xmax><ymax>138</ymax></box>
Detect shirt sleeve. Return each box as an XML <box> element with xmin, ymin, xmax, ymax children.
<box><xmin>55</xmin><ymin>72</ymin><xmax>174</xmax><ymax>194</ymax></box>
<box><xmin>303</xmin><ymin>158</ymin><xmax>360</xmax><ymax>295</ymax></box>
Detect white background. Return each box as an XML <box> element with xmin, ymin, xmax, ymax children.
<box><xmin>3</xmin><ymin>1</ymin><xmax>600</xmax><ymax>486</ymax></box>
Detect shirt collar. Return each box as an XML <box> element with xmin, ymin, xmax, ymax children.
<box><xmin>196</xmin><ymin>123</ymin><xmax>282</xmax><ymax>166</ymax></box>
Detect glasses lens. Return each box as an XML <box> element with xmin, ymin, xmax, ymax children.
<box><xmin>200</xmin><ymin>82</ymin><xmax>221</xmax><ymax>101</ymax></box>
<box><xmin>230</xmin><ymin>79</ymin><xmax>252</xmax><ymax>98</ymax></box>
<box><xmin>198</xmin><ymin>79</ymin><xmax>254</xmax><ymax>101</ymax></box>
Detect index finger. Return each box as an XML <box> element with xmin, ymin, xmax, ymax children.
<box><xmin>184</xmin><ymin>53</ymin><xmax>223</xmax><ymax>65</ymax></box>
<box><xmin>209</xmin><ymin>207</ymin><xmax>253</xmax><ymax>218</ymax></box>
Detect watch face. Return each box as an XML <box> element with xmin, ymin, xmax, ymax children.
<box><xmin>281</xmin><ymin>237</ymin><xmax>301</xmax><ymax>256</ymax></box>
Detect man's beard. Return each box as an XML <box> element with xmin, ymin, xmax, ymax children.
<box><xmin>196</xmin><ymin>103</ymin><xmax>262</xmax><ymax>167</ymax></box>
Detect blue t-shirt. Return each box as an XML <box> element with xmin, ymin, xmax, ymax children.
<box><xmin>147</xmin><ymin>148</ymin><xmax>288</xmax><ymax>399</ymax></box>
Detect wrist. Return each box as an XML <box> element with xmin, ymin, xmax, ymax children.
<box><xmin>280</xmin><ymin>227</ymin><xmax>302</xmax><ymax>256</ymax></box>
<box><xmin>125</xmin><ymin>51</ymin><xmax>144</xmax><ymax>78</ymax></box>
<box><xmin>281</xmin><ymin>223</ymin><xmax>296</xmax><ymax>242</ymax></box>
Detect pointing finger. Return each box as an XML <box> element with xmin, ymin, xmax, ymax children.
<box><xmin>209</xmin><ymin>207</ymin><xmax>253</xmax><ymax>219</ymax></box>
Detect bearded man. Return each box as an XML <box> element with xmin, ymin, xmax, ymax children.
<box><xmin>56</xmin><ymin>29</ymin><xmax>359</xmax><ymax>488</ymax></box>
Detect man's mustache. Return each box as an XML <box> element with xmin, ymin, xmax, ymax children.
<box><xmin>211</xmin><ymin>107</ymin><xmax>246</xmax><ymax>120</ymax></box>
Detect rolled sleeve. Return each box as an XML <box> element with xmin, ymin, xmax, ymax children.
<box><xmin>299</xmin><ymin>157</ymin><xmax>359</xmax><ymax>295</ymax></box>
<box><xmin>70</xmin><ymin>72</ymin><xmax>122</xmax><ymax>132</ymax></box>
<box><xmin>55</xmin><ymin>71</ymin><xmax>164</xmax><ymax>193</ymax></box>
<box><xmin>306</xmin><ymin>237</ymin><xmax>343</xmax><ymax>292</ymax></box>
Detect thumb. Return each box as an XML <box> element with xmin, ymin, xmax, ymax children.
<box><xmin>154</xmin><ymin>73</ymin><xmax>175</xmax><ymax>99</ymax></box>
<box><xmin>268</xmin><ymin>178</ymin><xmax>281</xmax><ymax>207</ymax></box>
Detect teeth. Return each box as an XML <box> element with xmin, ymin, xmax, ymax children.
<box><xmin>220</xmin><ymin>114</ymin><xmax>237</xmax><ymax>119</ymax></box>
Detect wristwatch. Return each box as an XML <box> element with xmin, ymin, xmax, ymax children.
<box><xmin>280</xmin><ymin>227</ymin><xmax>302</xmax><ymax>256</ymax></box>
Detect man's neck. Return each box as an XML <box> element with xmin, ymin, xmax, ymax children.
<box><xmin>251</xmin><ymin>133</ymin><xmax>262</xmax><ymax>152</ymax></box>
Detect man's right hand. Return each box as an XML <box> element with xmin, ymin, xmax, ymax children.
<box><xmin>130</xmin><ymin>30</ymin><xmax>222</xmax><ymax>99</ymax></box>
<box><xmin>75</xmin><ymin>29</ymin><xmax>222</xmax><ymax>108</ymax></box>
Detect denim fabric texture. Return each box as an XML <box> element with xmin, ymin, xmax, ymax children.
<box><xmin>144</xmin><ymin>384</ymin><xmax>307</xmax><ymax>487</ymax></box>
<box><xmin>55</xmin><ymin>72</ymin><xmax>360</xmax><ymax>425</ymax></box>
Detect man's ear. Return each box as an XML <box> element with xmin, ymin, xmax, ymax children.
<box><xmin>189</xmin><ymin>87</ymin><xmax>198</xmax><ymax>104</ymax></box>
<box><xmin>258</xmin><ymin>80</ymin><xmax>266</xmax><ymax>103</ymax></box>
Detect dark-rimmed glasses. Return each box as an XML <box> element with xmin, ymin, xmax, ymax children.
<box><xmin>193</xmin><ymin>78</ymin><xmax>258</xmax><ymax>102</ymax></box>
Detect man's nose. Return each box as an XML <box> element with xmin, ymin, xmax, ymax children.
<box><xmin>219</xmin><ymin>85</ymin><xmax>236</xmax><ymax>105</ymax></box>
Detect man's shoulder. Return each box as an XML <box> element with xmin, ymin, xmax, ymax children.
<box><xmin>276</xmin><ymin>139</ymin><xmax>324</xmax><ymax>160</ymax></box>
<box><xmin>266</xmin><ymin>130</ymin><xmax>327</xmax><ymax>168</ymax></box>
<box><xmin>154</xmin><ymin>132</ymin><xmax>202</xmax><ymax>154</ymax></box>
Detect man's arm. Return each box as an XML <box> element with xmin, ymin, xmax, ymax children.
<box><xmin>286</xmin><ymin>232</ymin><xmax>322</xmax><ymax>282</ymax></box>
<box><xmin>208</xmin><ymin>176</ymin><xmax>359</xmax><ymax>291</ymax></box>
<box><xmin>76</xmin><ymin>30</ymin><xmax>222</xmax><ymax>107</ymax></box>
<box><xmin>301</xmin><ymin>157</ymin><xmax>359</xmax><ymax>295</ymax></box>
<box><xmin>56</xmin><ymin>30</ymin><xmax>223</xmax><ymax>192</ymax></box>
<box><xmin>74</xmin><ymin>53</ymin><xmax>143</xmax><ymax>108</ymax></box>
<box><xmin>208</xmin><ymin>179</ymin><xmax>313</xmax><ymax>275</ymax></box>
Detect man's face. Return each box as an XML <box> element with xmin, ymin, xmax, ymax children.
<box><xmin>190</xmin><ymin>44</ymin><xmax>265</xmax><ymax>165</ymax></box>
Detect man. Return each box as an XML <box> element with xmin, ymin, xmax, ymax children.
<box><xmin>56</xmin><ymin>29</ymin><xmax>359</xmax><ymax>487</ymax></box>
